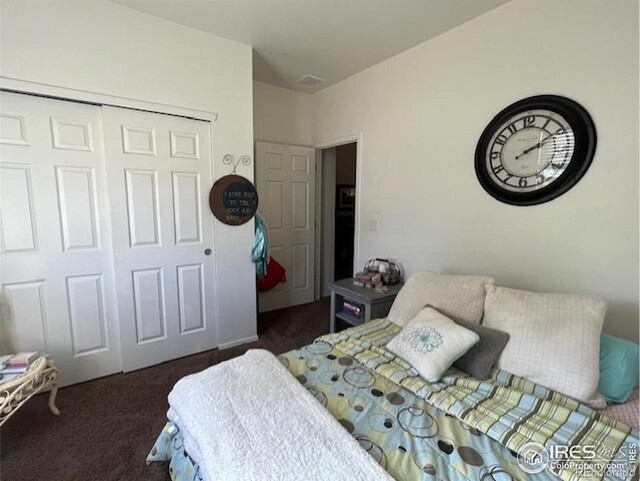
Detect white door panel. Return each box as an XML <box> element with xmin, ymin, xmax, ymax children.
<box><xmin>1</xmin><ymin>91</ymin><xmax>219</xmax><ymax>382</ymax></box>
<box><xmin>0</xmin><ymin>91</ymin><xmax>121</xmax><ymax>385</ymax></box>
<box><xmin>102</xmin><ymin>106</ymin><xmax>217</xmax><ymax>372</ymax></box>
<box><xmin>256</xmin><ymin>142</ymin><xmax>315</xmax><ymax>312</ymax></box>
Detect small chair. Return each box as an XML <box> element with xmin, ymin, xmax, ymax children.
<box><xmin>0</xmin><ymin>356</ymin><xmax>60</xmax><ymax>426</ymax></box>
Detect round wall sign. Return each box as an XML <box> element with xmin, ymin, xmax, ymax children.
<box><xmin>209</xmin><ymin>174</ymin><xmax>259</xmax><ymax>226</ymax></box>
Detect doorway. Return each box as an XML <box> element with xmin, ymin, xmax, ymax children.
<box><xmin>255</xmin><ymin>141</ymin><xmax>317</xmax><ymax>312</ymax></box>
<box><xmin>319</xmin><ymin>142</ymin><xmax>357</xmax><ymax>297</ymax></box>
<box><xmin>254</xmin><ymin>140</ymin><xmax>358</xmax><ymax>310</ymax></box>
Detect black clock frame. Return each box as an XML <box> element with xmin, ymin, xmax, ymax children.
<box><xmin>474</xmin><ymin>95</ymin><xmax>597</xmax><ymax>206</ymax></box>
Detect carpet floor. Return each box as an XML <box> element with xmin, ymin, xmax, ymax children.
<box><xmin>0</xmin><ymin>298</ymin><xmax>330</xmax><ymax>481</ymax></box>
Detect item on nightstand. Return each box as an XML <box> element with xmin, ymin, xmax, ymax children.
<box><xmin>363</xmin><ymin>258</ymin><xmax>403</xmax><ymax>285</ymax></box>
<box><xmin>342</xmin><ymin>300</ymin><xmax>364</xmax><ymax>318</ymax></box>
<box><xmin>353</xmin><ymin>271</ymin><xmax>381</xmax><ymax>288</ymax></box>
<box><xmin>329</xmin><ymin>278</ymin><xmax>404</xmax><ymax>333</ymax></box>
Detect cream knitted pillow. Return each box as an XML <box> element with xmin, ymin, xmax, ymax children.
<box><xmin>483</xmin><ymin>285</ymin><xmax>606</xmax><ymax>403</ymax></box>
<box><xmin>388</xmin><ymin>271</ymin><xmax>495</xmax><ymax>326</ymax></box>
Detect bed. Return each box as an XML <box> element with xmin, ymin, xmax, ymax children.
<box><xmin>147</xmin><ymin>318</ymin><xmax>639</xmax><ymax>481</ymax></box>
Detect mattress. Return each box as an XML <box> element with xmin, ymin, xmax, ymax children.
<box><xmin>148</xmin><ymin>319</ymin><xmax>639</xmax><ymax>481</ymax></box>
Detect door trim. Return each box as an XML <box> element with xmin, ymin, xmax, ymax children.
<box><xmin>1</xmin><ymin>76</ymin><xmax>222</xmax><ymax>358</ymax></box>
<box><xmin>218</xmin><ymin>334</ymin><xmax>260</xmax><ymax>350</ymax></box>
<box><xmin>313</xmin><ymin>134</ymin><xmax>363</xmax><ymax>299</ymax></box>
<box><xmin>1</xmin><ymin>76</ymin><xmax>219</xmax><ymax>122</ymax></box>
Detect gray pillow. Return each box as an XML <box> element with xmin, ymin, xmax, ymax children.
<box><xmin>451</xmin><ymin>318</ymin><xmax>510</xmax><ymax>379</ymax></box>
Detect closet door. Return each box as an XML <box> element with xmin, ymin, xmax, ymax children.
<box><xmin>0</xmin><ymin>91</ymin><xmax>121</xmax><ymax>385</ymax></box>
<box><xmin>102</xmin><ymin>106</ymin><xmax>217</xmax><ymax>372</ymax></box>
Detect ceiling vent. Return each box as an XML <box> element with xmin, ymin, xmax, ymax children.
<box><xmin>296</xmin><ymin>74</ymin><xmax>326</xmax><ymax>86</ymax></box>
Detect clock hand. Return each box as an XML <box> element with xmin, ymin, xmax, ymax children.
<box><xmin>515</xmin><ymin>135</ymin><xmax>552</xmax><ymax>159</ymax></box>
<box><xmin>515</xmin><ymin>131</ymin><xmax>562</xmax><ymax>159</ymax></box>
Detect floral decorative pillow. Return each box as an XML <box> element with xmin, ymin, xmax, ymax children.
<box><xmin>386</xmin><ymin>307</ymin><xmax>479</xmax><ymax>382</ymax></box>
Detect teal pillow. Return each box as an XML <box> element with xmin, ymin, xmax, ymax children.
<box><xmin>598</xmin><ymin>334</ymin><xmax>639</xmax><ymax>403</ymax></box>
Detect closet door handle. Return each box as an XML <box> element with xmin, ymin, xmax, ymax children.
<box><xmin>204</xmin><ymin>248</ymin><xmax>212</xmax><ymax>256</ymax></box>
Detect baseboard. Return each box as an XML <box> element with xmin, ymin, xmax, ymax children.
<box><xmin>218</xmin><ymin>334</ymin><xmax>259</xmax><ymax>350</ymax></box>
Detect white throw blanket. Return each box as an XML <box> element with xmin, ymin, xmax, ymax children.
<box><xmin>168</xmin><ymin>349</ymin><xmax>394</xmax><ymax>481</ymax></box>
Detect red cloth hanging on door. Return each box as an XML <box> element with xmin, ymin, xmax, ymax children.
<box><xmin>256</xmin><ymin>256</ymin><xmax>287</xmax><ymax>292</ymax></box>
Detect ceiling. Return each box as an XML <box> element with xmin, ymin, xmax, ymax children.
<box><xmin>111</xmin><ymin>0</ymin><xmax>510</xmax><ymax>93</ymax></box>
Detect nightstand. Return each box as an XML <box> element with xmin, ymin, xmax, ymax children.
<box><xmin>329</xmin><ymin>278</ymin><xmax>403</xmax><ymax>333</ymax></box>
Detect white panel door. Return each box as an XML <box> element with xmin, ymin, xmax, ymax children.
<box><xmin>256</xmin><ymin>141</ymin><xmax>315</xmax><ymax>312</ymax></box>
<box><xmin>102</xmin><ymin>106</ymin><xmax>217</xmax><ymax>372</ymax></box>
<box><xmin>0</xmin><ymin>91</ymin><xmax>121</xmax><ymax>385</ymax></box>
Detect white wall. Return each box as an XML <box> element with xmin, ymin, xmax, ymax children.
<box><xmin>253</xmin><ymin>81</ymin><xmax>314</xmax><ymax>146</ymax></box>
<box><xmin>0</xmin><ymin>0</ymin><xmax>257</xmax><ymax>347</ymax></box>
<box><xmin>312</xmin><ymin>0</ymin><xmax>639</xmax><ymax>341</ymax></box>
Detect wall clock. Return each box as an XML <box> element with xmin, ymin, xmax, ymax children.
<box><xmin>475</xmin><ymin>95</ymin><xmax>596</xmax><ymax>206</ymax></box>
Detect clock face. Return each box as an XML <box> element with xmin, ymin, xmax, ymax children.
<box><xmin>486</xmin><ymin>109</ymin><xmax>575</xmax><ymax>192</ymax></box>
<box><xmin>475</xmin><ymin>96</ymin><xmax>596</xmax><ymax>206</ymax></box>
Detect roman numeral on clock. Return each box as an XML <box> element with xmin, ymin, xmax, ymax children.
<box><xmin>495</xmin><ymin>134</ymin><xmax>507</xmax><ymax>145</ymax></box>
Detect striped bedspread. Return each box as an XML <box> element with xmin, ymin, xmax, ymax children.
<box><xmin>318</xmin><ymin>318</ymin><xmax>639</xmax><ymax>481</ymax></box>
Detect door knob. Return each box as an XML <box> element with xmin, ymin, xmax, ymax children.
<box><xmin>204</xmin><ymin>248</ymin><xmax>212</xmax><ymax>256</ymax></box>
